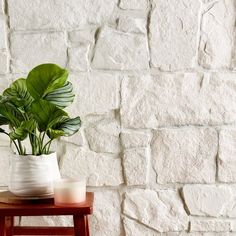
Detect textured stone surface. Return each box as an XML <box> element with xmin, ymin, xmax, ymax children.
<box><xmin>152</xmin><ymin>127</ymin><xmax>217</xmax><ymax>184</ymax></box>
<box><xmin>0</xmin><ymin>147</ymin><xmax>13</xmax><ymax>186</ymax></box>
<box><xmin>0</xmin><ymin>17</ymin><xmax>6</xmax><ymax>49</ymax></box>
<box><xmin>218</xmin><ymin>128</ymin><xmax>236</xmax><ymax>182</ymax></box>
<box><xmin>117</xmin><ymin>16</ymin><xmax>146</xmax><ymax>34</ymax></box>
<box><xmin>8</xmin><ymin>0</ymin><xmax>117</xmax><ymax>30</ymax></box>
<box><xmin>123</xmin><ymin>148</ymin><xmax>148</xmax><ymax>185</ymax></box>
<box><xmin>123</xmin><ymin>217</ymin><xmax>160</xmax><ymax>236</ymax></box>
<box><xmin>68</xmin><ymin>45</ymin><xmax>90</xmax><ymax>72</ymax></box>
<box><xmin>21</xmin><ymin>216</ymin><xmax>73</xmax><ymax>227</ymax></box>
<box><xmin>183</xmin><ymin>185</ymin><xmax>235</xmax><ymax>217</ymax></box>
<box><xmin>2</xmin><ymin>0</ymin><xmax>236</xmax><ymax>234</ymax></box>
<box><xmin>123</xmin><ymin>189</ymin><xmax>188</xmax><ymax>232</ymax></box>
<box><xmin>199</xmin><ymin>0</ymin><xmax>235</xmax><ymax>69</ymax></box>
<box><xmin>150</xmin><ymin>0</ymin><xmax>200</xmax><ymax>71</ymax></box>
<box><xmin>121</xmin><ymin>73</ymin><xmax>205</xmax><ymax>128</ymax></box>
<box><xmin>10</xmin><ymin>32</ymin><xmax>67</xmax><ymax>73</ymax></box>
<box><xmin>207</xmin><ymin>73</ymin><xmax>236</xmax><ymax>124</ymax></box>
<box><xmin>190</xmin><ymin>220</ymin><xmax>231</xmax><ymax>232</ymax></box>
<box><xmin>0</xmin><ymin>76</ymin><xmax>9</xmax><ymax>93</ymax></box>
<box><xmin>0</xmin><ymin>0</ymin><xmax>3</xmax><ymax>13</ymax></box>
<box><xmin>121</xmin><ymin>131</ymin><xmax>151</xmax><ymax>148</ymax></box>
<box><xmin>60</xmin><ymin>144</ymin><xmax>123</xmax><ymax>186</ymax></box>
<box><xmin>68</xmin><ymin>73</ymin><xmax>120</xmax><ymax>116</ymax></box>
<box><xmin>61</xmin><ymin>132</ymin><xmax>84</xmax><ymax>146</ymax></box>
<box><xmin>68</xmin><ymin>28</ymin><xmax>96</xmax><ymax>46</ymax></box>
<box><xmin>92</xmin><ymin>26</ymin><xmax>149</xmax><ymax>70</ymax></box>
<box><xmin>90</xmin><ymin>191</ymin><xmax>122</xmax><ymax>236</ymax></box>
<box><xmin>84</xmin><ymin>119</ymin><xmax>120</xmax><ymax>154</ymax></box>
<box><xmin>119</xmin><ymin>0</ymin><xmax>148</xmax><ymax>10</ymax></box>
<box><xmin>0</xmin><ymin>51</ymin><xmax>7</xmax><ymax>74</ymax></box>
<box><xmin>121</xmin><ymin>73</ymin><xmax>236</xmax><ymax>128</ymax></box>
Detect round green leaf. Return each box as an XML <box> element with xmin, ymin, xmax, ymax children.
<box><xmin>3</xmin><ymin>78</ymin><xmax>34</xmax><ymax>111</ymax></box>
<box><xmin>26</xmin><ymin>64</ymin><xmax>68</xmax><ymax>100</ymax></box>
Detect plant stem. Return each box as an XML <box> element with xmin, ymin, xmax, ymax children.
<box><xmin>41</xmin><ymin>131</ymin><xmax>46</xmax><ymax>144</ymax></box>
<box><xmin>42</xmin><ymin>139</ymin><xmax>53</xmax><ymax>154</ymax></box>
<box><xmin>17</xmin><ymin>140</ymin><xmax>24</xmax><ymax>155</ymax></box>
<box><xmin>2</xmin><ymin>131</ymin><xmax>21</xmax><ymax>155</ymax></box>
<box><xmin>29</xmin><ymin>133</ymin><xmax>35</xmax><ymax>155</ymax></box>
<box><xmin>47</xmin><ymin>140</ymin><xmax>52</xmax><ymax>154</ymax></box>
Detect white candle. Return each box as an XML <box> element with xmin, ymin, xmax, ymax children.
<box><xmin>54</xmin><ymin>179</ymin><xmax>86</xmax><ymax>205</ymax></box>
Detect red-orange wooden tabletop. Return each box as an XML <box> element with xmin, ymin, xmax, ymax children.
<box><xmin>0</xmin><ymin>191</ymin><xmax>94</xmax><ymax>216</ymax></box>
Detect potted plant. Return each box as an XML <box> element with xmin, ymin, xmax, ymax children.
<box><xmin>0</xmin><ymin>63</ymin><xmax>81</xmax><ymax>197</ymax></box>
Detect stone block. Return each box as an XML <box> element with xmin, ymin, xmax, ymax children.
<box><xmin>10</xmin><ymin>32</ymin><xmax>67</xmax><ymax>73</ymax></box>
<box><xmin>92</xmin><ymin>26</ymin><xmax>149</xmax><ymax>70</ymax></box>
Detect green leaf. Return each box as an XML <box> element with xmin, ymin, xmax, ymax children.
<box><xmin>47</xmin><ymin>128</ymin><xmax>65</xmax><ymax>139</ymax></box>
<box><xmin>21</xmin><ymin>119</ymin><xmax>37</xmax><ymax>133</ymax></box>
<box><xmin>9</xmin><ymin>128</ymin><xmax>27</xmax><ymax>141</ymax></box>
<box><xmin>0</xmin><ymin>114</ymin><xmax>9</xmax><ymax>125</ymax></box>
<box><xmin>9</xmin><ymin>127</ymin><xmax>27</xmax><ymax>141</ymax></box>
<box><xmin>9</xmin><ymin>119</ymin><xmax>36</xmax><ymax>141</ymax></box>
<box><xmin>47</xmin><ymin>116</ymin><xmax>81</xmax><ymax>139</ymax></box>
<box><xmin>31</xmin><ymin>99</ymin><xmax>67</xmax><ymax>131</ymax></box>
<box><xmin>59</xmin><ymin>116</ymin><xmax>81</xmax><ymax>136</ymax></box>
<box><xmin>26</xmin><ymin>64</ymin><xmax>68</xmax><ymax>100</ymax></box>
<box><xmin>0</xmin><ymin>102</ymin><xmax>23</xmax><ymax>127</ymax></box>
<box><xmin>44</xmin><ymin>81</ymin><xmax>75</xmax><ymax>108</ymax></box>
<box><xmin>3</xmin><ymin>78</ymin><xmax>34</xmax><ymax>111</ymax></box>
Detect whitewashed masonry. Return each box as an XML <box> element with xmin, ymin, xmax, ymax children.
<box><xmin>0</xmin><ymin>0</ymin><xmax>236</xmax><ymax>235</ymax></box>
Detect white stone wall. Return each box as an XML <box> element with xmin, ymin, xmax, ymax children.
<box><xmin>0</xmin><ymin>0</ymin><xmax>236</xmax><ymax>235</ymax></box>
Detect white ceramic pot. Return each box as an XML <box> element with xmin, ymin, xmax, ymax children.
<box><xmin>9</xmin><ymin>152</ymin><xmax>61</xmax><ymax>197</ymax></box>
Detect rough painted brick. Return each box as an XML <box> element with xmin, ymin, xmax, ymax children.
<box><xmin>84</xmin><ymin>118</ymin><xmax>120</xmax><ymax>154</ymax></box>
<box><xmin>0</xmin><ymin>147</ymin><xmax>14</xmax><ymax>186</ymax></box>
<box><xmin>0</xmin><ymin>76</ymin><xmax>9</xmax><ymax>94</ymax></box>
<box><xmin>117</xmin><ymin>16</ymin><xmax>146</xmax><ymax>34</ymax></box>
<box><xmin>0</xmin><ymin>16</ymin><xmax>6</xmax><ymax>50</ymax></box>
<box><xmin>92</xmin><ymin>26</ymin><xmax>149</xmax><ymax>70</ymax></box>
<box><xmin>199</xmin><ymin>0</ymin><xmax>235</xmax><ymax>69</ymax></box>
<box><xmin>150</xmin><ymin>0</ymin><xmax>200</xmax><ymax>71</ymax></box>
<box><xmin>190</xmin><ymin>220</ymin><xmax>231</xmax><ymax>232</ymax></box>
<box><xmin>61</xmin><ymin>132</ymin><xmax>84</xmax><ymax>147</ymax></box>
<box><xmin>119</xmin><ymin>0</ymin><xmax>148</xmax><ymax>10</ymax></box>
<box><xmin>0</xmin><ymin>50</ymin><xmax>7</xmax><ymax>74</ymax></box>
<box><xmin>0</xmin><ymin>0</ymin><xmax>3</xmax><ymax>13</ymax></box>
<box><xmin>68</xmin><ymin>44</ymin><xmax>90</xmax><ymax>72</ymax></box>
<box><xmin>10</xmin><ymin>32</ymin><xmax>67</xmax><ymax>73</ymax></box>
<box><xmin>121</xmin><ymin>131</ymin><xmax>151</xmax><ymax>149</ymax></box>
<box><xmin>123</xmin><ymin>189</ymin><xmax>188</xmax><ymax>232</ymax></box>
<box><xmin>121</xmin><ymin>73</ymin><xmax>236</xmax><ymax>128</ymax></box>
<box><xmin>68</xmin><ymin>28</ymin><xmax>96</xmax><ymax>46</ymax></box>
<box><xmin>8</xmin><ymin>0</ymin><xmax>117</xmax><ymax>30</ymax></box>
<box><xmin>21</xmin><ymin>215</ymin><xmax>73</xmax><ymax>227</ymax></box>
<box><xmin>123</xmin><ymin>217</ymin><xmax>160</xmax><ymax>236</ymax></box>
<box><xmin>68</xmin><ymin>73</ymin><xmax>120</xmax><ymax>117</ymax></box>
<box><xmin>90</xmin><ymin>191</ymin><xmax>122</xmax><ymax>236</ymax></box>
<box><xmin>152</xmin><ymin>127</ymin><xmax>217</xmax><ymax>184</ymax></box>
<box><xmin>218</xmin><ymin>128</ymin><xmax>236</xmax><ymax>182</ymax></box>
<box><xmin>183</xmin><ymin>185</ymin><xmax>236</xmax><ymax>217</ymax></box>
<box><xmin>60</xmin><ymin>144</ymin><xmax>123</xmax><ymax>186</ymax></box>
<box><xmin>123</xmin><ymin>148</ymin><xmax>148</xmax><ymax>185</ymax></box>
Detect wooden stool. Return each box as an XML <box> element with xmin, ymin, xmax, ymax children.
<box><xmin>0</xmin><ymin>191</ymin><xmax>94</xmax><ymax>236</ymax></box>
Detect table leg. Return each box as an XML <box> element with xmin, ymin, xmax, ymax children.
<box><xmin>85</xmin><ymin>216</ymin><xmax>89</xmax><ymax>236</ymax></box>
<box><xmin>73</xmin><ymin>215</ymin><xmax>89</xmax><ymax>236</ymax></box>
<box><xmin>5</xmin><ymin>216</ymin><xmax>13</xmax><ymax>236</ymax></box>
<box><xmin>0</xmin><ymin>216</ymin><xmax>5</xmax><ymax>236</ymax></box>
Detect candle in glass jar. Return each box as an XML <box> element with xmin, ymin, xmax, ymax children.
<box><xmin>54</xmin><ymin>179</ymin><xmax>86</xmax><ymax>205</ymax></box>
